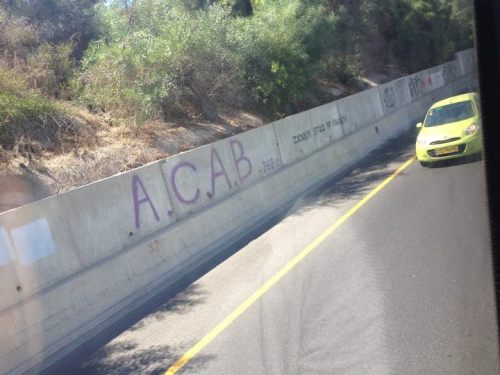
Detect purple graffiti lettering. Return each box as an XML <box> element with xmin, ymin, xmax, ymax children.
<box><xmin>211</xmin><ymin>148</ymin><xmax>232</xmax><ymax>197</ymax></box>
<box><xmin>171</xmin><ymin>162</ymin><xmax>200</xmax><ymax>204</ymax></box>
<box><xmin>132</xmin><ymin>175</ymin><xmax>160</xmax><ymax>229</ymax></box>
<box><xmin>230</xmin><ymin>139</ymin><xmax>252</xmax><ymax>183</ymax></box>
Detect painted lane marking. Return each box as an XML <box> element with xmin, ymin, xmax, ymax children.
<box><xmin>165</xmin><ymin>156</ymin><xmax>416</xmax><ymax>374</ymax></box>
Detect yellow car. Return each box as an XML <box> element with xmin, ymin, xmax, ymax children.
<box><xmin>415</xmin><ymin>92</ymin><xmax>483</xmax><ymax>167</ymax></box>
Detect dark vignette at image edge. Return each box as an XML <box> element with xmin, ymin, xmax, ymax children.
<box><xmin>472</xmin><ymin>0</ymin><xmax>500</xmax><ymax>346</ymax></box>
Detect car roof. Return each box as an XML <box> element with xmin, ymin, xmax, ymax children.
<box><xmin>430</xmin><ymin>92</ymin><xmax>477</xmax><ymax>109</ymax></box>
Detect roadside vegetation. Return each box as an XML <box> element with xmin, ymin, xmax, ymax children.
<box><xmin>0</xmin><ymin>0</ymin><xmax>474</xmax><ymax>207</ymax></box>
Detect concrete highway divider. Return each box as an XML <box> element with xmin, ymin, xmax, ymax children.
<box><xmin>336</xmin><ymin>86</ymin><xmax>385</xmax><ymax>135</ymax></box>
<box><xmin>0</xmin><ymin>49</ymin><xmax>477</xmax><ymax>375</ymax></box>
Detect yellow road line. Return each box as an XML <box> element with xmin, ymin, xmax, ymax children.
<box><xmin>165</xmin><ymin>155</ymin><xmax>415</xmax><ymax>375</ymax></box>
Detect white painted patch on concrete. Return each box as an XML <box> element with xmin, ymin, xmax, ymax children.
<box><xmin>11</xmin><ymin>218</ymin><xmax>55</xmax><ymax>265</ymax></box>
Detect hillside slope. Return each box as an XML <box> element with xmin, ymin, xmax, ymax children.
<box><xmin>0</xmin><ymin>71</ymin><xmax>398</xmax><ymax>213</ymax></box>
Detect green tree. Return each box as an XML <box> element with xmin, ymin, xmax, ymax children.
<box><xmin>231</xmin><ymin>0</ymin><xmax>339</xmax><ymax>113</ymax></box>
<box><xmin>75</xmin><ymin>0</ymin><xmax>475</xmax><ymax>122</ymax></box>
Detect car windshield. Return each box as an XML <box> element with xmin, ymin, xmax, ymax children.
<box><xmin>425</xmin><ymin>101</ymin><xmax>475</xmax><ymax>126</ymax></box>
<box><xmin>1</xmin><ymin>1</ymin><xmax>499</xmax><ymax>375</ymax></box>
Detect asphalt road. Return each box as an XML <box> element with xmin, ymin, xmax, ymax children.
<box><xmin>59</xmin><ymin>130</ymin><xmax>499</xmax><ymax>374</ymax></box>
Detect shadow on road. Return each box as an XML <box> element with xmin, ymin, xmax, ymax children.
<box><xmin>293</xmin><ymin>127</ymin><xmax>417</xmax><ymax>215</ymax></box>
<box><xmin>129</xmin><ymin>284</ymin><xmax>209</xmax><ymax>333</ymax></box>
<box><xmin>70</xmin><ymin>341</ymin><xmax>215</xmax><ymax>375</ymax></box>
<box><xmin>424</xmin><ymin>153</ymin><xmax>482</xmax><ymax>169</ymax></box>
<box><xmin>42</xmin><ymin>283</ymin><xmax>212</xmax><ymax>375</ymax></box>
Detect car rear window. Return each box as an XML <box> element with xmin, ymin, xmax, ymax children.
<box><xmin>425</xmin><ymin>100</ymin><xmax>475</xmax><ymax>127</ymax></box>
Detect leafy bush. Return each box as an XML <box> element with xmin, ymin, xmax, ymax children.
<box><xmin>0</xmin><ymin>68</ymin><xmax>89</xmax><ymax>152</ymax></box>
<box><xmin>0</xmin><ymin>68</ymin><xmax>55</xmax><ymax>122</ymax></box>
<box><xmin>27</xmin><ymin>42</ymin><xmax>76</xmax><ymax>98</ymax></box>
<box><xmin>0</xmin><ymin>68</ymin><xmax>56</xmax><ymax>146</ymax></box>
<box><xmin>76</xmin><ymin>1</ymin><xmax>244</xmax><ymax>123</ymax></box>
<box><xmin>230</xmin><ymin>0</ymin><xmax>339</xmax><ymax>113</ymax></box>
<box><xmin>0</xmin><ymin>91</ymin><xmax>55</xmax><ymax>125</ymax></box>
<box><xmin>76</xmin><ymin>0</ymin><xmax>341</xmax><ymax>120</ymax></box>
<box><xmin>359</xmin><ymin>0</ymin><xmax>473</xmax><ymax>73</ymax></box>
<box><xmin>73</xmin><ymin>0</ymin><xmax>474</xmax><ymax>122</ymax></box>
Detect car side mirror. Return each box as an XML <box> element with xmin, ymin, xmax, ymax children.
<box><xmin>416</xmin><ymin>122</ymin><xmax>423</xmax><ymax>129</ymax></box>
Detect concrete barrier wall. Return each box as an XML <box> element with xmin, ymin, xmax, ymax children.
<box><xmin>455</xmin><ymin>48</ymin><xmax>476</xmax><ymax>76</ymax></box>
<box><xmin>336</xmin><ymin>87</ymin><xmax>384</xmax><ymax>135</ymax></box>
<box><xmin>160</xmin><ymin>125</ymin><xmax>282</xmax><ymax>219</ymax></box>
<box><xmin>378</xmin><ymin>76</ymin><xmax>412</xmax><ymax>115</ymax></box>
<box><xmin>0</xmin><ymin>50</ymin><xmax>477</xmax><ymax>375</ymax></box>
<box><xmin>62</xmin><ymin>162</ymin><xmax>177</xmax><ymax>267</ymax></box>
<box><xmin>272</xmin><ymin>101</ymin><xmax>344</xmax><ymax>165</ymax></box>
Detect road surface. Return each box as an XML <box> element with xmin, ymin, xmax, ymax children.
<box><xmin>53</xmin><ymin>129</ymin><xmax>499</xmax><ymax>374</ymax></box>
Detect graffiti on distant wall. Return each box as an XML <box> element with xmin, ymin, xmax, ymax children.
<box><xmin>394</xmin><ymin>79</ymin><xmax>406</xmax><ymax>103</ymax></box>
<box><xmin>383</xmin><ymin>87</ymin><xmax>396</xmax><ymax>109</ymax></box>
<box><xmin>291</xmin><ymin>115</ymin><xmax>346</xmax><ymax>145</ymax></box>
<box><xmin>408</xmin><ymin>73</ymin><xmax>433</xmax><ymax>99</ymax></box>
<box><xmin>408</xmin><ymin>75</ymin><xmax>424</xmax><ymax>99</ymax></box>
<box><xmin>383</xmin><ymin>78</ymin><xmax>410</xmax><ymax>111</ymax></box>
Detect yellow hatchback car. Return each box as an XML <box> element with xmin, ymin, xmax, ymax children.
<box><xmin>415</xmin><ymin>93</ymin><xmax>483</xmax><ymax>167</ymax></box>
